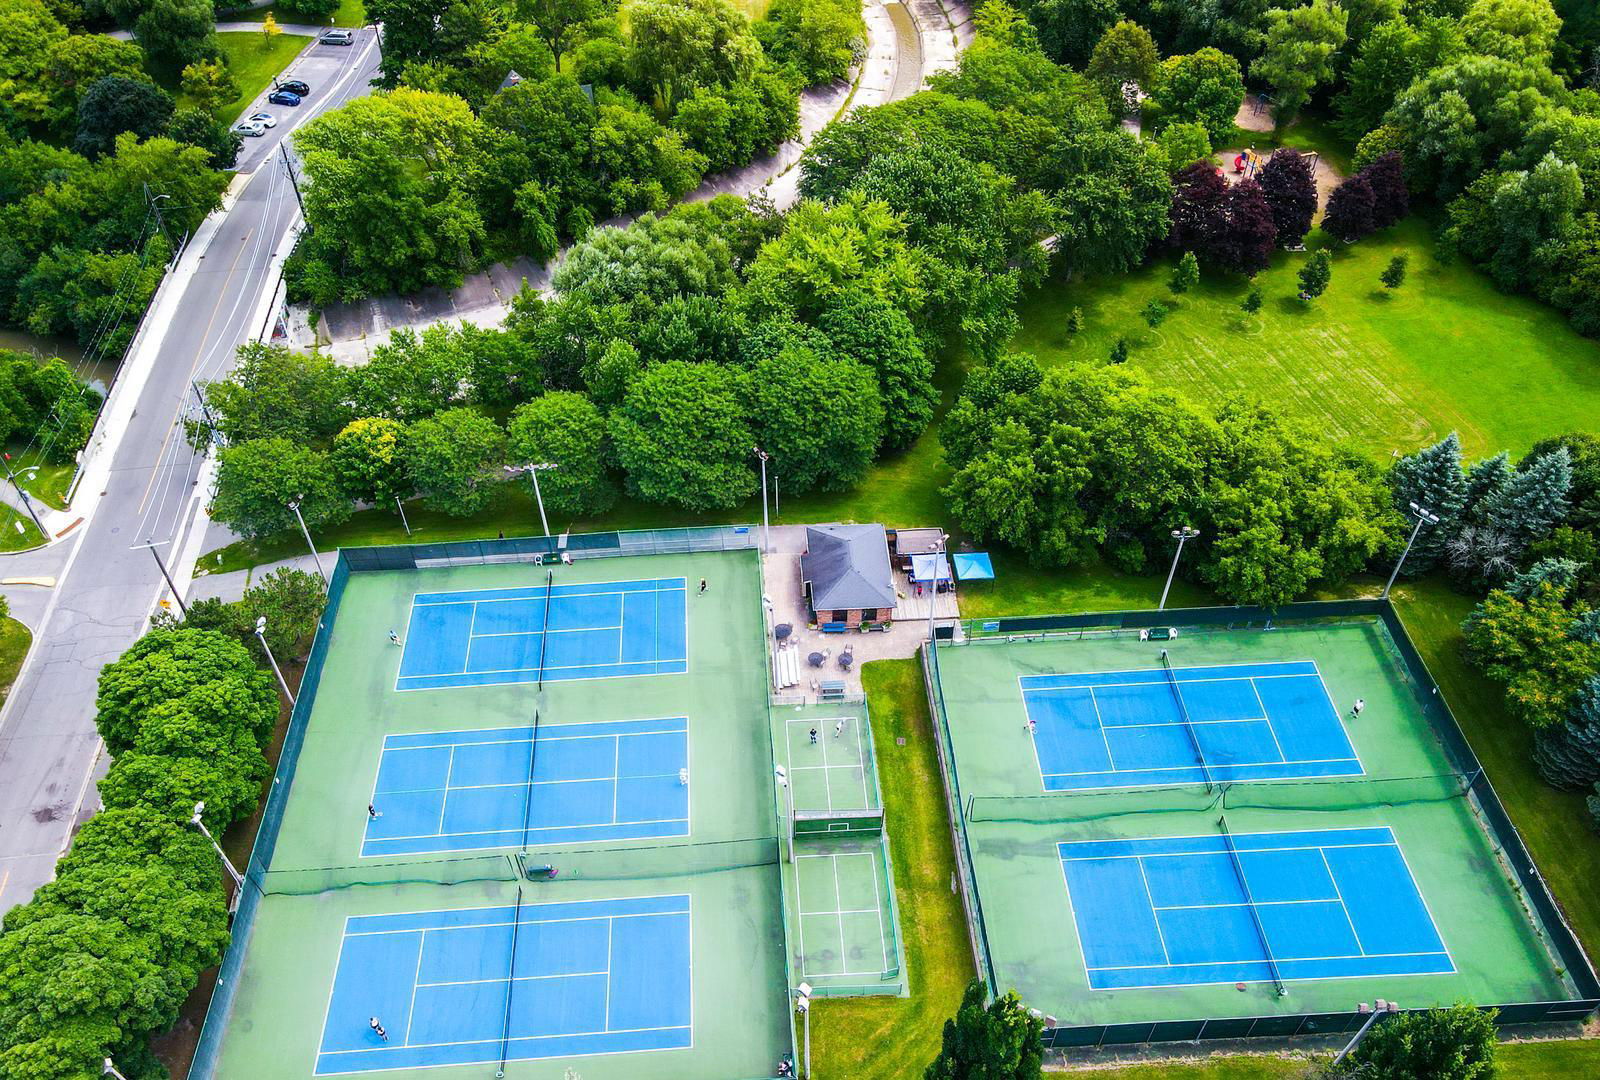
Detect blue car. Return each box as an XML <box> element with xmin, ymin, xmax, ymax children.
<box><xmin>267</xmin><ymin>90</ymin><xmax>301</xmax><ymax>106</ymax></box>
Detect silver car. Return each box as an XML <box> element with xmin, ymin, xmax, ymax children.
<box><xmin>231</xmin><ymin>120</ymin><xmax>268</xmax><ymax>138</ymax></box>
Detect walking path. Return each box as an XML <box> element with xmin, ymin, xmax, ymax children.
<box><xmin>295</xmin><ymin>0</ymin><xmax>974</xmax><ymax>363</ymax></box>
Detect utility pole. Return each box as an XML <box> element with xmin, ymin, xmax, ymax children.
<box><xmin>1</xmin><ymin>454</ymin><xmax>46</xmax><ymax>537</ymax></box>
<box><xmin>1159</xmin><ymin>526</ymin><xmax>1200</xmax><ymax>611</ymax></box>
<box><xmin>753</xmin><ymin>447</ymin><xmax>770</xmax><ymax>554</ymax></box>
<box><xmin>1382</xmin><ymin>502</ymin><xmax>1439</xmax><ymax>599</ymax></box>
<box><xmin>279</xmin><ymin>143</ymin><xmax>308</xmax><ymax>224</ymax></box>
<box><xmin>191</xmin><ymin>381</ymin><xmax>220</xmax><ymax>446</ymax></box>
<box><xmin>287</xmin><ymin>496</ymin><xmax>328</xmax><ymax>586</ymax></box>
<box><xmin>133</xmin><ymin>538</ymin><xmax>187</xmax><ymax>615</ymax></box>
<box><xmin>505</xmin><ymin>463</ymin><xmax>558</xmax><ymax>537</ymax></box>
<box><xmin>145</xmin><ymin>186</ymin><xmax>172</xmax><ymax>245</ymax></box>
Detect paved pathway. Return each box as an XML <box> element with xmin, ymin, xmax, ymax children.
<box><xmin>298</xmin><ymin>0</ymin><xmax>975</xmax><ymax>363</ymax></box>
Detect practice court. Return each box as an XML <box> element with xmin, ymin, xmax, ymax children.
<box><xmin>397</xmin><ymin>577</ymin><xmax>688</xmax><ymax>690</ymax></box>
<box><xmin>315</xmin><ymin>895</ymin><xmax>691</xmax><ymax>1075</ymax></box>
<box><xmin>363</xmin><ymin>718</ymin><xmax>690</xmax><ymax>857</ymax></box>
<box><xmin>1023</xmin><ymin>660</ymin><xmax>1362</xmax><ymax>790</ymax></box>
<box><xmin>1058</xmin><ymin>826</ymin><xmax>1452</xmax><ymax>990</ymax></box>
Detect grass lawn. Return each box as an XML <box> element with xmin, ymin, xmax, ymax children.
<box><xmin>179</xmin><ymin>32</ymin><xmax>316</xmax><ymax>122</ymax></box>
<box><xmin>1011</xmin><ymin>218</ymin><xmax>1600</xmax><ymax>462</ymax></box>
<box><xmin>809</xmin><ymin>658</ymin><xmax>975</xmax><ymax>1079</ymax></box>
<box><xmin>2</xmin><ymin>445</ymin><xmax>73</xmax><ymax>511</ymax></box>
<box><xmin>0</xmin><ymin>504</ymin><xmax>46</xmax><ymax>552</ymax></box>
<box><xmin>228</xmin><ymin>0</ymin><xmax>366</xmax><ymax>27</ymax></box>
<box><xmin>0</xmin><ymin>616</ymin><xmax>32</xmax><ymax>700</ymax></box>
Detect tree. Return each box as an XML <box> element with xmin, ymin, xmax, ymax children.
<box><xmin>750</xmin><ymin>348</ymin><xmax>884</xmax><ymax>493</ymax></box>
<box><xmin>756</xmin><ymin>0</ymin><xmax>865</xmax><ymax>87</ymax></box>
<box><xmin>518</xmin><ymin>0</ymin><xmax>604</xmax><ymax>70</ymax></box>
<box><xmin>100</xmin><ymin>743</ymin><xmax>268</xmax><ymax>829</ymax></box>
<box><xmin>589</xmin><ymin>102</ymin><xmax>708</xmax><ymax>215</ymax></box>
<box><xmin>1168</xmin><ymin>251</ymin><xmax>1199</xmax><ymax>294</ymax></box>
<box><xmin>1463</xmin><ymin>0</ymin><xmax>1561</xmax><ymax>66</ymax></box>
<box><xmin>1298</xmin><ymin>248</ymin><xmax>1332</xmax><ymax>300</ymax></box>
<box><xmin>610</xmin><ymin>361</ymin><xmax>757</xmax><ymax>510</ymax></box>
<box><xmin>1389</xmin><ymin>432</ymin><xmax>1468</xmax><ymax>573</ymax></box>
<box><xmin>261</xmin><ymin>11</ymin><xmax>281</xmax><ymax>43</ymax></box>
<box><xmin>1381</xmin><ymin>253</ymin><xmax>1408</xmax><ymax>289</ymax></box>
<box><xmin>1024</xmin><ymin>0</ymin><xmax>1120</xmax><ymax>69</ymax></box>
<box><xmin>505</xmin><ymin>391</ymin><xmax>617</xmax><ymax>515</ymax></box>
<box><xmin>93</xmin><ymin>628</ymin><xmax>267</xmax><ymax>754</ymax></box>
<box><xmin>1478</xmin><ymin>444</ymin><xmax>1571</xmax><ymax>550</ymax></box>
<box><xmin>400</xmin><ymin>407</ymin><xmax>506</xmax><ymax>516</ymax></box>
<box><xmin>331</xmin><ymin>416</ymin><xmax>412</xmax><ymax>505</ymax></box>
<box><xmin>1523</xmin><ymin>432</ymin><xmax>1600</xmax><ymax>532</ymax></box>
<box><xmin>1463</xmin><ymin>583</ymin><xmax>1600</xmax><ymax>729</ymax></box>
<box><xmin>1335</xmin><ymin>17</ymin><xmax>1427</xmax><ymax>140</ymax></box>
<box><xmin>167</xmin><ymin>104</ymin><xmax>242</xmax><ymax>168</ymax></box>
<box><xmin>1257</xmin><ymin>148</ymin><xmax>1317</xmax><ymax>248</ymax></box>
<box><xmin>1154</xmin><ymin>121</ymin><xmax>1211</xmax><ymax>171</ymax></box>
<box><xmin>1445</xmin><ymin>154</ymin><xmax>1583</xmax><ymax>296</ymax></box>
<box><xmin>0</xmin><ymin>0</ymin><xmax>70</xmax><ymax>127</ymax></box>
<box><xmin>1361</xmin><ymin>149</ymin><xmax>1409</xmax><ymax>228</ymax></box>
<box><xmin>672</xmin><ymin>75</ymin><xmax>800</xmax><ymax>173</ymax></box>
<box><xmin>1149</xmin><ymin>47</ymin><xmax>1245</xmax><ymax>145</ymax></box>
<box><xmin>1109</xmin><ymin>336</ymin><xmax>1129</xmax><ymax>363</ymax></box>
<box><xmin>41</xmin><ymin>32</ymin><xmax>147</xmax><ymax>136</ymax></box>
<box><xmin>134</xmin><ymin>0</ymin><xmax>221</xmax><ymax>70</ymax></box>
<box><xmin>179</xmin><ymin>59</ymin><xmax>237</xmax><ymax>115</ymax></box>
<box><xmin>196</xmin><ymin>342</ymin><xmax>350</xmax><ymax>448</ymax></box>
<box><xmin>924</xmin><ymin>980</ymin><xmax>1043</xmax><ymax>1080</ymax></box>
<box><xmin>553</xmin><ymin>210</ymin><xmax>740</xmax><ymax>308</ymax></box>
<box><xmin>1534</xmin><ymin>677</ymin><xmax>1600</xmax><ymax>788</ymax></box>
<box><xmin>1322</xmin><ymin>174</ymin><xmax>1377</xmax><ymax>243</ymax></box>
<box><xmin>1242</xmin><ymin>285</ymin><xmax>1263</xmax><ymax>314</ymax></box>
<box><xmin>1052</xmin><ymin>130</ymin><xmax>1174</xmax><ymax>278</ymax></box>
<box><xmin>73</xmin><ymin>75</ymin><xmax>174</xmax><ymax>158</ymax></box>
<box><xmin>1142</xmin><ymin>297</ymin><xmax>1170</xmax><ymax>327</ymax></box>
<box><xmin>1085</xmin><ymin>20</ymin><xmax>1159</xmax><ymax>112</ymax></box>
<box><xmin>1327</xmin><ymin>1003</ymin><xmax>1497</xmax><ymax>1080</ymax></box>
<box><xmin>349</xmin><ymin>325</ymin><xmax>471</xmax><ymax>421</ymax></box>
<box><xmin>211</xmin><ymin>438</ymin><xmax>351</xmax><ymax>539</ymax></box>
<box><xmin>1209</xmin><ymin>179</ymin><xmax>1278</xmax><ymax>275</ymax></box>
<box><xmin>1166</xmin><ymin>160</ymin><xmax>1227</xmax><ymax>253</ymax></box>
<box><xmin>293</xmin><ymin>87</ymin><xmax>492</xmax><ymax>297</ymax></box>
<box><xmin>1251</xmin><ymin>0</ymin><xmax>1348</xmax><ymax>124</ymax></box>
<box><xmin>816</xmin><ymin>294</ymin><xmax>935</xmax><ymax>451</ymax></box>
<box><xmin>626</xmin><ymin>0</ymin><xmax>762</xmax><ymax>112</ymax></box>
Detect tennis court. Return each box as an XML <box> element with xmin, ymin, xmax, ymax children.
<box><xmin>362</xmin><ymin>718</ymin><xmax>690</xmax><ymax>857</ymax></box>
<box><xmin>784</xmin><ymin>716</ymin><xmax>871</xmax><ymax>812</ymax></box>
<box><xmin>315</xmin><ymin>894</ymin><xmax>691</xmax><ymax>1074</ymax></box>
<box><xmin>795</xmin><ymin>850</ymin><xmax>894</xmax><ymax>982</ymax></box>
<box><xmin>1023</xmin><ymin>659</ymin><xmax>1361</xmax><ymax>790</ymax></box>
<box><xmin>397</xmin><ymin>577</ymin><xmax>688</xmax><ymax>691</ymax></box>
<box><xmin>1059</xmin><ymin>826</ymin><xmax>1452</xmax><ymax>990</ymax></box>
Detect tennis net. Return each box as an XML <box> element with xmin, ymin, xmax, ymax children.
<box><xmin>536</xmin><ymin>567</ymin><xmax>553</xmax><ymax>689</ymax></box>
<box><xmin>519</xmin><ymin>709</ymin><xmax>539</xmax><ymax>852</ymax></box>
<box><xmin>1218</xmin><ymin>813</ymin><xmax>1285</xmax><ymax>996</ymax></box>
<box><xmin>1160</xmin><ymin>648</ymin><xmax>1212</xmax><ymax>792</ymax></box>
<box><xmin>964</xmin><ymin>771</ymin><xmax>1476</xmax><ymax>824</ymax></box>
<box><xmin>496</xmin><ymin>887</ymin><xmax>523</xmax><ymax>1079</ymax></box>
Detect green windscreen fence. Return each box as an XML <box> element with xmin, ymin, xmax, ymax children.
<box><xmin>794</xmin><ymin>809</ymin><xmax>884</xmax><ymax>837</ymax></box>
<box><xmin>966</xmin><ymin>771</ymin><xmax>1476</xmax><ymax>824</ymax></box>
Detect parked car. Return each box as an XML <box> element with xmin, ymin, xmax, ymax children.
<box><xmin>320</xmin><ymin>29</ymin><xmax>355</xmax><ymax>45</ymax></box>
<box><xmin>267</xmin><ymin>90</ymin><xmax>302</xmax><ymax>106</ymax></box>
<box><xmin>246</xmin><ymin>112</ymin><xmax>278</xmax><ymax>128</ymax></box>
<box><xmin>276</xmin><ymin>79</ymin><xmax>310</xmax><ymax>96</ymax></box>
<box><xmin>231</xmin><ymin>120</ymin><xmax>267</xmax><ymax>138</ymax></box>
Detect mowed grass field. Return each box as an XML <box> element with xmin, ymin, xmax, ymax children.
<box><xmin>176</xmin><ymin>32</ymin><xmax>315</xmax><ymax>122</ymax></box>
<box><xmin>1011</xmin><ymin>218</ymin><xmax>1600</xmax><ymax>461</ymax></box>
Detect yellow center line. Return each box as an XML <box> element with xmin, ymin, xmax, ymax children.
<box><xmin>136</xmin><ymin>227</ymin><xmax>256</xmax><ymax>515</ymax></box>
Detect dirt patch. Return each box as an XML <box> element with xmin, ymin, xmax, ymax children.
<box><xmin>1216</xmin><ymin>145</ymin><xmax>1347</xmax><ymax>214</ymax></box>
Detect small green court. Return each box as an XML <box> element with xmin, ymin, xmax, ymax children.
<box><xmin>931</xmin><ymin>612</ymin><xmax>1595</xmax><ymax>1042</ymax></box>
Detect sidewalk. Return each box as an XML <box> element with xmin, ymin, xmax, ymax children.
<box><xmin>296</xmin><ymin>0</ymin><xmax>975</xmax><ymax>363</ymax></box>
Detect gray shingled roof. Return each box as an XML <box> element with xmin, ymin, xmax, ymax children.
<box><xmin>802</xmin><ymin>524</ymin><xmax>896</xmax><ymax>611</ymax></box>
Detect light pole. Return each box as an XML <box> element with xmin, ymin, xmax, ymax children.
<box><xmin>774</xmin><ymin>764</ymin><xmax>794</xmax><ymax>864</ymax></box>
<box><xmin>191</xmin><ymin>801</ymin><xmax>244</xmax><ymax>913</ymax></box>
<box><xmin>1382</xmin><ymin>502</ymin><xmax>1440</xmax><ymax>599</ymax></box>
<box><xmin>2</xmin><ymin>453</ymin><xmax>46</xmax><ymax>537</ymax></box>
<box><xmin>287</xmin><ymin>495</ymin><xmax>328</xmax><ymax>586</ymax></box>
<box><xmin>753</xmin><ymin>447</ymin><xmax>771</xmax><ymax>553</ymax></box>
<box><xmin>1159</xmin><ymin>526</ymin><xmax>1200</xmax><ymax>611</ymax></box>
<box><xmin>255</xmin><ymin>616</ymin><xmax>296</xmax><ymax>706</ymax></box>
<box><xmin>394</xmin><ymin>495</ymin><xmax>411</xmax><ymax>536</ymax></box>
<box><xmin>133</xmin><ymin>538</ymin><xmax>188</xmax><ymax>616</ymax></box>
<box><xmin>926</xmin><ymin>533</ymin><xmax>949</xmax><ymax>644</ymax></box>
<box><xmin>1333</xmin><ymin>999</ymin><xmax>1398</xmax><ymax>1066</ymax></box>
<box><xmin>103</xmin><ymin>1059</ymin><xmax>131</xmax><ymax>1080</ymax></box>
<box><xmin>794</xmin><ymin>983</ymin><xmax>813</xmax><ymax>1079</ymax></box>
<box><xmin>505</xmin><ymin>463</ymin><xmax>558</xmax><ymax>537</ymax></box>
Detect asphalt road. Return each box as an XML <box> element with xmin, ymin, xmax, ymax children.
<box><xmin>0</xmin><ymin>29</ymin><xmax>382</xmax><ymax>915</ymax></box>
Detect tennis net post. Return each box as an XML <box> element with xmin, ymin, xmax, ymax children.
<box><xmin>496</xmin><ymin>887</ymin><xmax>523</xmax><ymax>1077</ymax></box>
<box><xmin>537</xmin><ymin>568</ymin><xmax>553</xmax><ymax>689</ymax></box>
<box><xmin>1218</xmin><ymin>813</ymin><xmax>1285</xmax><ymax>996</ymax></box>
<box><xmin>1160</xmin><ymin>648</ymin><xmax>1213</xmax><ymax>792</ymax></box>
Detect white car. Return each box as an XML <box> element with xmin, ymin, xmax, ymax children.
<box><xmin>231</xmin><ymin>120</ymin><xmax>267</xmax><ymax>138</ymax></box>
<box><xmin>246</xmin><ymin>112</ymin><xmax>278</xmax><ymax>129</ymax></box>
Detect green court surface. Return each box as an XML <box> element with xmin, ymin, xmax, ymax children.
<box><xmin>203</xmin><ymin>549</ymin><xmax>798</xmax><ymax>1079</ymax></box>
<box><xmin>791</xmin><ymin>842</ymin><xmax>900</xmax><ymax>990</ymax></box>
<box><xmin>933</xmin><ymin>619</ymin><xmax>1579</xmax><ymax>1030</ymax></box>
<box><xmin>779</xmin><ymin>706</ymin><xmax>879</xmax><ymax>814</ymax></box>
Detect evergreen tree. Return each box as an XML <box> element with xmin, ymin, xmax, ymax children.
<box><xmin>1142</xmin><ymin>298</ymin><xmax>1170</xmax><ymax>327</ymax></box>
<box><xmin>1257</xmin><ymin>148</ymin><xmax>1318</xmax><ymax>248</ymax></box>
<box><xmin>1322</xmin><ymin>174</ymin><xmax>1377</xmax><ymax>242</ymax></box>
<box><xmin>1110</xmin><ymin>337</ymin><xmax>1129</xmax><ymax>364</ymax></box>
<box><xmin>1381</xmin><ymin>254</ymin><xmax>1408</xmax><ymax>289</ymax></box>
<box><xmin>1389</xmin><ymin>432</ymin><xmax>1468</xmax><ymax>574</ymax></box>
<box><xmin>1463</xmin><ymin>451</ymin><xmax>1513</xmax><ymax>518</ymax></box>
<box><xmin>1506</xmin><ymin>558</ymin><xmax>1585</xmax><ymax>599</ymax></box>
<box><xmin>1480</xmin><ymin>445</ymin><xmax>1571</xmax><ymax>549</ymax></box>
<box><xmin>1535</xmin><ymin>677</ymin><xmax>1600</xmax><ymax>789</ymax></box>
<box><xmin>1168</xmin><ymin>251</ymin><xmax>1200</xmax><ymax>295</ymax></box>
<box><xmin>1362</xmin><ymin>150</ymin><xmax>1409</xmax><ymax>228</ymax></box>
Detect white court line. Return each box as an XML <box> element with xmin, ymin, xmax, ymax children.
<box><xmin>1250</xmin><ymin>677</ymin><xmax>1290</xmax><ymax>763</ymax></box>
<box><xmin>1042</xmin><ymin>753</ymin><xmax>1361</xmax><ymax>779</ymax></box>
<box><xmin>1135</xmin><ymin>857</ymin><xmax>1171</xmax><ymax>965</ymax></box>
<box><xmin>369</xmin><ymin>816</ymin><xmax>689</xmax><ymax>845</ymax></box>
<box><xmin>1321</xmin><ymin>848</ymin><xmax>1368</xmax><ymax>956</ymax></box>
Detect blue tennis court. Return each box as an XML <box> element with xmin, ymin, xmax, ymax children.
<box><xmin>315</xmin><ymin>894</ymin><xmax>692</xmax><ymax>1074</ymax></box>
<box><xmin>1022</xmin><ymin>660</ymin><xmax>1361</xmax><ymax>790</ymax></box>
<box><xmin>397</xmin><ymin>577</ymin><xmax>688</xmax><ymax>691</ymax></box>
<box><xmin>1059</xmin><ymin>827</ymin><xmax>1453</xmax><ymax>990</ymax></box>
<box><xmin>363</xmin><ymin>718</ymin><xmax>689</xmax><ymax>857</ymax></box>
